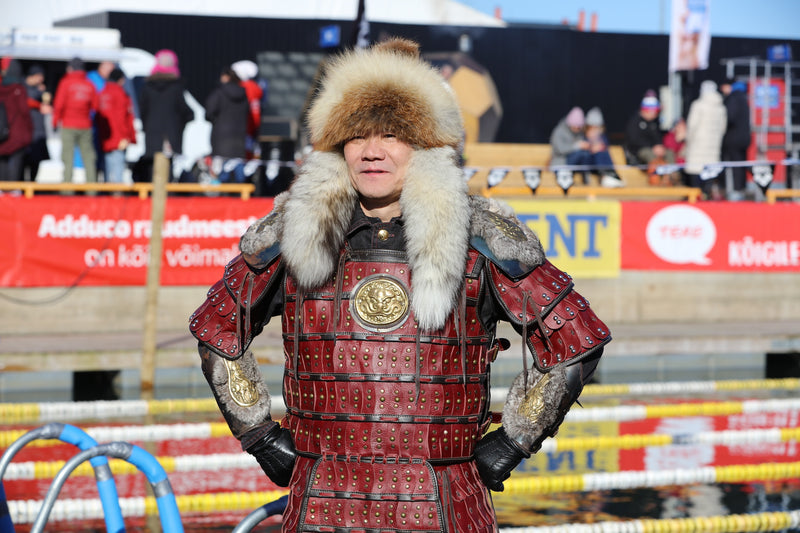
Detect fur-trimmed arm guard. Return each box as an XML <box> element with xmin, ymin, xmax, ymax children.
<box><xmin>191</xmin><ymin>249</ymin><xmax>295</xmax><ymax>486</ymax></box>
<box><xmin>199</xmin><ymin>345</ymin><xmax>296</xmax><ymax>487</ymax></box>
<box><xmin>475</xmin><ymin>248</ymin><xmax>609</xmax><ymax>491</ymax></box>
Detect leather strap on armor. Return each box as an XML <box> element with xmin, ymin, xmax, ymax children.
<box><xmin>189</xmin><ymin>252</ymin><xmax>283</xmax><ymax>360</ymax></box>
<box><xmin>486</xmin><ymin>258</ymin><xmax>611</xmax><ymax>372</ymax></box>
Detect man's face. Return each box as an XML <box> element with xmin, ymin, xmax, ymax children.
<box><xmin>344</xmin><ymin>132</ymin><xmax>413</xmax><ymax>212</ymax></box>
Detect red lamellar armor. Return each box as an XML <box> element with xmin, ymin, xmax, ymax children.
<box><xmin>280</xmin><ymin>247</ymin><xmax>499</xmax><ymax>533</ymax></box>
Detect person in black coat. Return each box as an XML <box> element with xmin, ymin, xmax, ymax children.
<box><xmin>136</xmin><ymin>49</ymin><xmax>193</xmax><ymax>181</ymax></box>
<box><xmin>720</xmin><ymin>78</ymin><xmax>752</xmax><ymax>199</ymax></box>
<box><xmin>623</xmin><ymin>90</ymin><xmax>672</xmax><ymax>167</ymax></box>
<box><xmin>205</xmin><ymin>67</ymin><xmax>249</xmax><ymax>160</ymax></box>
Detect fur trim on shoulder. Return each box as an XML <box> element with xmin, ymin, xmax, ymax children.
<box><xmin>469</xmin><ymin>196</ymin><xmax>546</xmax><ymax>266</ymax></box>
<box><xmin>239</xmin><ymin>191</ymin><xmax>290</xmax><ymax>258</ymax></box>
<box><xmin>280</xmin><ymin>151</ymin><xmax>359</xmax><ymax>287</ymax></box>
<box><xmin>401</xmin><ymin>147</ymin><xmax>470</xmax><ymax>331</ymax></box>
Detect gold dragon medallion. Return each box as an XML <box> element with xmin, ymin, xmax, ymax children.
<box><xmin>225</xmin><ymin>359</ymin><xmax>259</xmax><ymax>407</ymax></box>
<box><xmin>352</xmin><ymin>276</ymin><xmax>410</xmax><ymax>331</ymax></box>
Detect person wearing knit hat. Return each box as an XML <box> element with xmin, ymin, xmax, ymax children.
<box><xmin>191</xmin><ymin>37</ymin><xmax>609</xmax><ymax>532</ymax></box>
<box><xmin>137</xmin><ymin>48</ymin><xmax>193</xmax><ymax>180</ymax></box>
<box><xmin>150</xmin><ymin>49</ymin><xmax>180</xmax><ymax>77</ymax></box>
<box><xmin>624</xmin><ymin>89</ymin><xmax>674</xmax><ymax>169</ymax></box>
<box><xmin>720</xmin><ymin>76</ymin><xmax>751</xmax><ymax>200</ymax></box>
<box><xmin>550</xmin><ymin>106</ymin><xmax>623</xmax><ymax>187</ymax></box>
<box><xmin>684</xmin><ymin>79</ymin><xmax>727</xmax><ymax>198</ymax></box>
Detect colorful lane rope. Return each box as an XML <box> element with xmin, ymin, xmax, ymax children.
<box><xmin>6</xmin><ymin>493</ymin><xmax>800</xmax><ymax>532</ymax></box>
<box><xmin>4</xmin><ymin>395</ymin><xmax>800</xmax><ymax>429</ymax></box>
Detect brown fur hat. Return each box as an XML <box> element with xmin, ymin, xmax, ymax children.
<box><xmin>307</xmin><ymin>37</ymin><xmax>463</xmax><ymax>151</ymax></box>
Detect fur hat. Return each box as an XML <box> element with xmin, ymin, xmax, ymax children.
<box><xmin>307</xmin><ymin>38</ymin><xmax>464</xmax><ymax>152</ymax></box>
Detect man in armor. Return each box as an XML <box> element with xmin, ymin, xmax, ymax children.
<box><xmin>190</xmin><ymin>38</ymin><xmax>610</xmax><ymax>532</ymax></box>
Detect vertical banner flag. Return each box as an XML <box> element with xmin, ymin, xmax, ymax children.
<box><xmin>669</xmin><ymin>0</ymin><xmax>711</xmax><ymax>71</ymax></box>
<box><xmin>352</xmin><ymin>0</ymin><xmax>370</xmax><ymax>48</ymax></box>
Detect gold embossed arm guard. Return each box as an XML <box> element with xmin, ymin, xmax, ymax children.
<box><xmin>501</xmin><ymin>354</ymin><xmax>599</xmax><ymax>453</ymax></box>
<box><xmin>199</xmin><ymin>346</ymin><xmax>273</xmax><ymax>438</ymax></box>
<box><xmin>200</xmin><ymin>344</ymin><xmax>297</xmax><ymax>487</ymax></box>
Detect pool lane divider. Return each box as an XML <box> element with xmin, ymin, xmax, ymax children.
<box><xmin>501</xmin><ymin>509</ymin><xmax>800</xmax><ymax>533</ymax></box>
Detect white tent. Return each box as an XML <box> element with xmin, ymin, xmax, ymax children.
<box><xmin>5</xmin><ymin>0</ymin><xmax>506</xmax><ymax>30</ymax></box>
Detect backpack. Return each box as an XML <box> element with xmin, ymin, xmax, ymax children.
<box><xmin>0</xmin><ymin>101</ymin><xmax>9</xmax><ymax>143</ymax></box>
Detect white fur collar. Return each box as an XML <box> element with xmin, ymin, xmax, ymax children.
<box><xmin>239</xmin><ymin>148</ymin><xmax>544</xmax><ymax>331</ymax></box>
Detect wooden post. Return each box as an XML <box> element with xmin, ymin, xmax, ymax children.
<box><xmin>141</xmin><ymin>152</ymin><xmax>169</xmax><ymax>400</ymax></box>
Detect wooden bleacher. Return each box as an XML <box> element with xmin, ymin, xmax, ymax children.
<box><xmin>463</xmin><ymin>143</ymin><xmax>703</xmax><ymax>202</ymax></box>
<box><xmin>0</xmin><ymin>181</ymin><xmax>256</xmax><ymax>200</ymax></box>
<box><xmin>765</xmin><ymin>188</ymin><xmax>800</xmax><ymax>204</ymax></box>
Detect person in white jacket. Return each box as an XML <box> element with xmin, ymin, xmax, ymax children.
<box><xmin>684</xmin><ymin>80</ymin><xmax>727</xmax><ymax>198</ymax></box>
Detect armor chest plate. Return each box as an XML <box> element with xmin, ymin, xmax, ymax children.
<box><xmin>282</xmin><ymin>248</ymin><xmax>494</xmax><ymax>460</ymax></box>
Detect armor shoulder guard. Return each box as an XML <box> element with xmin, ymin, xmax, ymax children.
<box><xmin>487</xmin><ymin>259</ymin><xmax>611</xmax><ymax>372</ymax></box>
<box><xmin>189</xmin><ymin>247</ymin><xmax>283</xmax><ymax>360</ymax></box>
<box><xmin>468</xmin><ymin>195</ymin><xmax>546</xmax><ymax>278</ymax></box>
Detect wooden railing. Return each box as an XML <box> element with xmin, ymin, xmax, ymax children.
<box><xmin>0</xmin><ymin>181</ymin><xmax>257</xmax><ymax>200</ymax></box>
<box><xmin>765</xmin><ymin>188</ymin><xmax>800</xmax><ymax>204</ymax></box>
<box><xmin>480</xmin><ymin>185</ymin><xmax>704</xmax><ymax>203</ymax></box>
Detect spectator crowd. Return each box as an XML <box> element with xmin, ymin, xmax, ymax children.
<box><xmin>1</xmin><ymin>50</ymin><xmax>756</xmax><ymax>201</ymax></box>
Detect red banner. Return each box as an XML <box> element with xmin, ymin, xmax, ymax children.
<box><xmin>618</xmin><ymin>409</ymin><xmax>800</xmax><ymax>471</ymax></box>
<box><xmin>0</xmin><ymin>196</ymin><xmax>273</xmax><ymax>287</ymax></box>
<box><xmin>622</xmin><ymin>201</ymin><xmax>800</xmax><ymax>271</ymax></box>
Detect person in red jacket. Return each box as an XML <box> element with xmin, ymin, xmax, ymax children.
<box><xmin>231</xmin><ymin>60</ymin><xmax>263</xmax><ymax>157</ymax></box>
<box><xmin>0</xmin><ymin>59</ymin><xmax>34</xmax><ymax>180</ymax></box>
<box><xmin>53</xmin><ymin>57</ymin><xmax>98</xmax><ymax>184</ymax></box>
<box><xmin>96</xmin><ymin>68</ymin><xmax>136</xmax><ymax>183</ymax></box>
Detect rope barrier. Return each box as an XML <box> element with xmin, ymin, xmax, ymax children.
<box><xmin>3</xmin><ymin>396</ymin><xmax>800</xmax><ymax>430</ymax></box>
<box><xmin>581</xmin><ymin>377</ymin><xmax>800</xmax><ymax>397</ymax></box>
<box><xmin>500</xmin><ymin>510</ymin><xmax>800</xmax><ymax>533</ymax></box>
<box><xmin>0</xmin><ymin>422</ymin><xmax>232</xmax><ymax>449</ymax></box>
<box><xmin>503</xmin><ymin>461</ymin><xmax>800</xmax><ymax>494</ymax></box>
<box><xmin>4</xmin><ymin>452</ymin><xmax>257</xmax><ymax>480</ymax></box>
<box><xmin>0</xmin><ymin>398</ymin><xmax>220</xmax><ymax>425</ymax></box>
<box><xmin>7</xmin><ymin>491</ymin><xmax>287</xmax><ymax>524</ymax></box>
<box><xmin>7</xmin><ymin>491</ymin><xmax>800</xmax><ymax>532</ymax></box>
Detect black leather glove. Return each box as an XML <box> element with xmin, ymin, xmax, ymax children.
<box><xmin>241</xmin><ymin>421</ymin><xmax>297</xmax><ymax>487</ymax></box>
<box><xmin>473</xmin><ymin>426</ymin><xmax>530</xmax><ymax>492</ymax></box>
